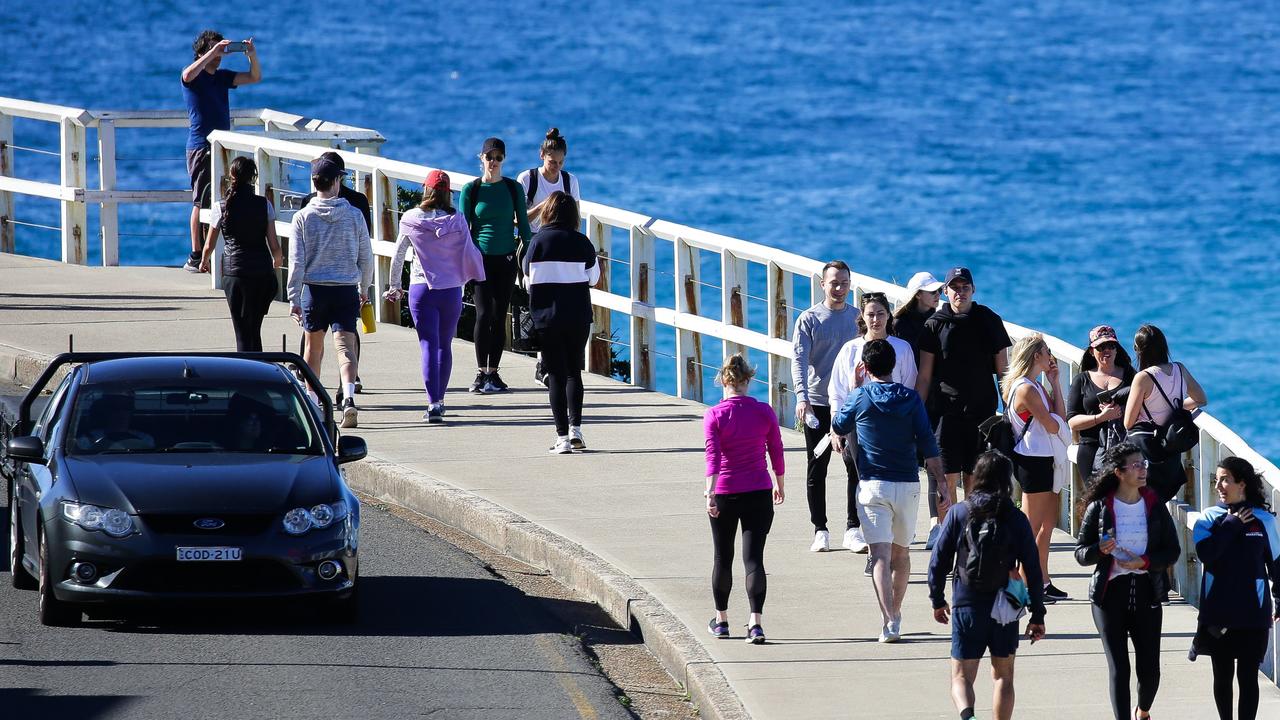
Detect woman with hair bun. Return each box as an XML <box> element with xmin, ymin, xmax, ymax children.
<box><xmin>518</xmin><ymin>128</ymin><xmax>580</xmax><ymax>232</ymax></box>
<box><xmin>1191</xmin><ymin>456</ymin><xmax>1280</xmax><ymax>720</ymax></box>
<box><xmin>703</xmin><ymin>354</ymin><xmax>785</xmax><ymax>645</ymax></box>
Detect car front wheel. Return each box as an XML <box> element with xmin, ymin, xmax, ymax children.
<box><xmin>9</xmin><ymin>483</ymin><xmax>37</xmax><ymax>590</ymax></box>
<box><xmin>38</xmin><ymin>525</ymin><xmax>81</xmax><ymax>627</ymax></box>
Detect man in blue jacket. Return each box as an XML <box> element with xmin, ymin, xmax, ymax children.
<box><xmin>833</xmin><ymin>338</ymin><xmax>946</xmax><ymax>643</ymax></box>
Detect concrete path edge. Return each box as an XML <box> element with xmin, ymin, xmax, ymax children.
<box><xmin>0</xmin><ymin>346</ymin><xmax>750</xmax><ymax>720</ymax></box>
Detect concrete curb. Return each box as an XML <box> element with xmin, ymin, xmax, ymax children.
<box><xmin>2</xmin><ymin>345</ymin><xmax>750</xmax><ymax>720</ymax></box>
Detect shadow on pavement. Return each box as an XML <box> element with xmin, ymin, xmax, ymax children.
<box><xmin>0</xmin><ymin>688</ymin><xmax>138</xmax><ymax>717</ymax></box>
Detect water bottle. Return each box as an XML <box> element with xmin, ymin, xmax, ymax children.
<box><xmin>805</xmin><ymin>410</ymin><xmax>820</xmax><ymax>429</ymax></box>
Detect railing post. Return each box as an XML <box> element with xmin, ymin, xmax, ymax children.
<box><xmin>585</xmin><ymin>214</ymin><xmax>611</xmax><ymax>375</ymax></box>
<box><xmin>628</xmin><ymin>225</ymin><xmax>655</xmax><ymax>389</ymax></box>
<box><xmin>97</xmin><ymin>120</ymin><xmax>118</xmax><ymax>266</ymax></box>
<box><xmin>720</xmin><ymin>250</ymin><xmax>748</xmax><ymax>360</ymax></box>
<box><xmin>674</xmin><ymin>237</ymin><xmax>703</xmax><ymax>402</ymax></box>
<box><xmin>767</xmin><ymin>261</ymin><xmax>795</xmax><ymax>421</ymax></box>
<box><xmin>0</xmin><ymin>111</ymin><xmax>13</xmax><ymax>254</ymax></box>
<box><xmin>370</xmin><ymin>169</ymin><xmax>395</xmax><ymax>324</ymax></box>
<box><xmin>59</xmin><ymin>117</ymin><xmax>87</xmax><ymax>264</ymax></box>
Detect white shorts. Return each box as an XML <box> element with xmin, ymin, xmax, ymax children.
<box><xmin>857</xmin><ymin>480</ymin><xmax>920</xmax><ymax>547</ymax></box>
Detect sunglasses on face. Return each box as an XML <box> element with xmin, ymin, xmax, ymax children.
<box><xmin>482</xmin><ymin>153</ymin><xmax>504</xmax><ymax>162</ymax></box>
<box><xmin>1095</xmin><ymin>342</ymin><xmax>1119</xmax><ymax>352</ymax></box>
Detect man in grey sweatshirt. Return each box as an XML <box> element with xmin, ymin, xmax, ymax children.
<box><xmin>288</xmin><ymin>155</ymin><xmax>373</xmax><ymax>429</ymax></box>
<box><xmin>791</xmin><ymin>260</ymin><xmax>862</xmax><ymax>553</ymax></box>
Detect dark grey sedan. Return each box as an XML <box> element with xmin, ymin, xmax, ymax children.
<box><xmin>4</xmin><ymin>352</ymin><xmax>366</xmax><ymax>626</ymax></box>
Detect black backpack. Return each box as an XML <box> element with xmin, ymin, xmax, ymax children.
<box><xmin>1143</xmin><ymin>363</ymin><xmax>1199</xmax><ymax>456</ymax></box>
<box><xmin>959</xmin><ymin>507</ymin><xmax>1016</xmax><ymax>593</ymax></box>
<box><xmin>525</xmin><ymin>169</ymin><xmax>572</xmax><ymax>204</ymax></box>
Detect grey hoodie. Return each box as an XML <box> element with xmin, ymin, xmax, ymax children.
<box><xmin>287</xmin><ymin>196</ymin><xmax>373</xmax><ymax>304</ymax></box>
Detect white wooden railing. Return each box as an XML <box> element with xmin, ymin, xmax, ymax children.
<box><xmin>3</xmin><ymin>99</ymin><xmax>1277</xmax><ymax>684</ymax></box>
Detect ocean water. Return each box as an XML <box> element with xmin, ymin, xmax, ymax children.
<box><xmin>2</xmin><ymin>1</ymin><xmax>1277</xmax><ymax>463</ymax></box>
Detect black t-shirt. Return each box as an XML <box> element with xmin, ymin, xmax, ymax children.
<box><xmin>918</xmin><ymin>303</ymin><xmax>1012</xmax><ymax>417</ymax></box>
<box><xmin>218</xmin><ymin>193</ymin><xmax>273</xmax><ymax>277</ymax></box>
<box><xmin>1066</xmin><ymin>367</ymin><xmax>1135</xmax><ymax>444</ymax></box>
<box><xmin>302</xmin><ymin>183</ymin><xmax>372</xmax><ymax>232</ymax></box>
<box><xmin>893</xmin><ymin>307</ymin><xmax>934</xmax><ymax>367</ymax></box>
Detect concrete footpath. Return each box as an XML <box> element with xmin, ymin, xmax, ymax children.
<box><xmin>2</xmin><ymin>253</ymin><xmax>1277</xmax><ymax>719</ymax></box>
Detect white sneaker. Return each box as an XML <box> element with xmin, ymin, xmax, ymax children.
<box><xmin>569</xmin><ymin>426</ymin><xmax>586</xmax><ymax>450</ymax></box>
<box><xmin>809</xmin><ymin>530</ymin><xmax>830</xmax><ymax>552</ymax></box>
<box><xmin>878</xmin><ymin>621</ymin><xmax>900</xmax><ymax>643</ymax></box>
<box><xmin>549</xmin><ymin>437</ymin><xmax>573</xmax><ymax>455</ymax></box>
<box><xmin>845</xmin><ymin>527</ymin><xmax>869</xmax><ymax>554</ymax></box>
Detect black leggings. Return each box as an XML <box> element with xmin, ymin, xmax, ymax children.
<box><xmin>802</xmin><ymin>405</ymin><xmax>859</xmax><ymax>531</ymax></box>
<box><xmin>473</xmin><ymin>253</ymin><xmax>517</xmax><ymax>370</ymax></box>
<box><xmin>709</xmin><ymin>489</ymin><xmax>774</xmax><ymax>614</ymax></box>
<box><xmin>223</xmin><ymin>274</ymin><xmax>277</xmax><ymax>352</ymax></box>
<box><xmin>540</xmin><ymin>323</ymin><xmax>590</xmax><ymax>436</ymax></box>
<box><xmin>1209</xmin><ymin>627</ymin><xmax>1268</xmax><ymax>720</ymax></box>
<box><xmin>1091</xmin><ymin>574</ymin><xmax>1162</xmax><ymax>719</ymax></box>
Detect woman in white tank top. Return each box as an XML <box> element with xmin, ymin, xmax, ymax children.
<box><xmin>1123</xmin><ymin>324</ymin><xmax>1208</xmax><ymax>502</ymax></box>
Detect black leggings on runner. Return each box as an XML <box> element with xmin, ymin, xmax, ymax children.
<box><xmin>802</xmin><ymin>405</ymin><xmax>859</xmax><ymax>531</ymax></box>
<box><xmin>709</xmin><ymin>489</ymin><xmax>774</xmax><ymax>614</ymax></box>
<box><xmin>1091</xmin><ymin>574</ymin><xmax>1162</xmax><ymax>719</ymax></box>
<box><xmin>473</xmin><ymin>253</ymin><xmax>517</xmax><ymax>370</ymax></box>
<box><xmin>539</xmin><ymin>323</ymin><xmax>590</xmax><ymax>436</ymax></box>
<box><xmin>1209</xmin><ymin>627</ymin><xmax>1269</xmax><ymax>720</ymax></box>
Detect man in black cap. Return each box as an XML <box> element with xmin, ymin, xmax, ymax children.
<box><xmin>914</xmin><ymin>267</ymin><xmax>1012</xmax><ymax>512</ymax></box>
<box><xmin>287</xmin><ymin>155</ymin><xmax>373</xmax><ymax>428</ymax></box>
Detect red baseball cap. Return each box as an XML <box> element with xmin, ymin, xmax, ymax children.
<box><xmin>425</xmin><ymin>169</ymin><xmax>450</xmax><ymax>192</ymax></box>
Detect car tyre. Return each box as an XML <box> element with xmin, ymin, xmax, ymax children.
<box><xmin>38</xmin><ymin>525</ymin><xmax>81</xmax><ymax>627</ymax></box>
<box><xmin>9</xmin><ymin>483</ymin><xmax>37</xmax><ymax>590</ymax></box>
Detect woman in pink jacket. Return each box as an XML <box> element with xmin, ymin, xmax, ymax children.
<box><xmin>704</xmin><ymin>354</ymin><xmax>785</xmax><ymax>644</ymax></box>
<box><xmin>385</xmin><ymin>170</ymin><xmax>485</xmax><ymax>423</ymax></box>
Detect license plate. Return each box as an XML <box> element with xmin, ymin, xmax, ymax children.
<box><xmin>176</xmin><ymin>546</ymin><xmax>243</xmax><ymax>562</ymax></box>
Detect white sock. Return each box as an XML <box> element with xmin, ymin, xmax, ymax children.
<box><xmin>343</xmin><ymin>382</ymin><xmax>356</xmax><ymax>401</ymax></box>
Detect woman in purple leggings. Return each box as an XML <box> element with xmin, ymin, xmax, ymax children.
<box><xmin>385</xmin><ymin>169</ymin><xmax>485</xmax><ymax>422</ymax></box>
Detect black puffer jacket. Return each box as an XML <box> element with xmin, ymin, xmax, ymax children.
<box><xmin>1074</xmin><ymin>486</ymin><xmax>1181</xmax><ymax>605</ymax></box>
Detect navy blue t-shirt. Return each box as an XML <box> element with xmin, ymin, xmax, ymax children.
<box><xmin>182</xmin><ymin>69</ymin><xmax>237</xmax><ymax>150</ymax></box>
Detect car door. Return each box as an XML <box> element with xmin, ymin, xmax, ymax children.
<box><xmin>16</xmin><ymin>373</ymin><xmax>73</xmax><ymax>565</ymax></box>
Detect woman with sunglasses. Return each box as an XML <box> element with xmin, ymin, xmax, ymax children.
<box><xmin>1075</xmin><ymin>443</ymin><xmax>1180</xmax><ymax>720</ymax></box>
<box><xmin>459</xmin><ymin>137</ymin><xmax>532</xmax><ymax>394</ymax></box>
<box><xmin>1067</xmin><ymin>326</ymin><xmax>1136</xmax><ymax>480</ymax></box>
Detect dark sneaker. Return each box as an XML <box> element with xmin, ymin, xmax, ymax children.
<box><xmin>424</xmin><ymin>406</ymin><xmax>443</xmax><ymax>424</ymax></box>
<box><xmin>484</xmin><ymin>371</ymin><xmax>509</xmax><ymax>393</ymax></box>
<box><xmin>745</xmin><ymin>624</ymin><xmax>766</xmax><ymax>645</ymax></box>
<box><xmin>864</xmin><ymin>557</ymin><xmax>875</xmax><ymax>577</ymax></box>
<box><xmin>707</xmin><ymin>618</ymin><xmax>729</xmax><ymax>639</ymax></box>
<box><xmin>354</xmin><ymin>377</ymin><xmax>364</xmax><ymax>394</ymax></box>
<box><xmin>534</xmin><ymin>362</ymin><xmax>547</xmax><ymax>387</ymax></box>
<box><xmin>339</xmin><ymin>398</ymin><xmax>358</xmax><ymax>429</ymax></box>
<box><xmin>1043</xmin><ymin>583</ymin><xmax>1070</xmax><ymax>601</ymax></box>
<box><xmin>469</xmin><ymin>372</ymin><xmax>489</xmax><ymax>394</ymax></box>
<box><xmin>182</xmin><ymin>255</ymin><xmax>202</xmax><ymax>273</ymax></box>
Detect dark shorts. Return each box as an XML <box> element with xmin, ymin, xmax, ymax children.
<box><xmin>187</xmin><ymin>146</ymin><xmax>213</xmax><ymax>208</ymax></box>
<box><xmin>935</xmin><ymin>411</ymin><xmax>985</xmax><ymax>475</ymax></box>
<box><xmin>301</xmin><ymin>284</ymin><xmax>359</xmax><ymax>333</ymax></box>
<box><xmin>1013</xmin><ymin>453</ymin><xmax>1055</xmax><ymax>494</ymax></box>
<box><xmin>951</xmin><ymin>605</ymin><xmax>1019</xmax><ymax>660</ymax></box>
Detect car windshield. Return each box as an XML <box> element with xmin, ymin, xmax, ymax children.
<box><xmin>65</xmin><ymin>382</ymin><xmax>322</xmax><ymax>456</ymax></box>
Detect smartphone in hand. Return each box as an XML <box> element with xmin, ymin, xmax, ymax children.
<box><xmin>224</xmin><ymin>41</ymin><xmax>247</xmax><ymax>53</ymax></box>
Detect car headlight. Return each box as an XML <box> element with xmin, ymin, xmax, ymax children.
<box><xmin>62</xmin><ymin>502</ymin><xmax>135</xmax><ymax>537</ymax></box>
<box><xmin>282</xmin><ymin>501</ymin><xmax>349</xmax><ymax>535</ymax></box>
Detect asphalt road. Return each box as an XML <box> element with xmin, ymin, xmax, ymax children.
<box><xmin>0</xmin><ymin>393</ymin><xmax>633</xmax><ymax>720</ymax></box>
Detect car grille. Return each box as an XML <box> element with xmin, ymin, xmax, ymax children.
<box><xmin>141</xmin><ymin>513</ymin><xmax>277</xmax><ymax>536</ymax></box>
<box><xmin>113</xmin><ymin>560</ymin><xmax>302</xmax><ymax>593</ymax></box>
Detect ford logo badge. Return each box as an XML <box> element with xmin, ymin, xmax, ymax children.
<box><xmin>194</xmin><ymin>518</ymin><xmax>225</xmax><ymax>530</ymax></box>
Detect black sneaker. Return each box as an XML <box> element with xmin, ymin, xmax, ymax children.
<box><xmin>707</xmin><ymin>618</ymin><xmax>729</xmax><ymax>638</ymax></box>
<box><xmin>484</xmin><ymin>371</ymin><xmax>509</xmax><ymax>393</ymax></box>
<box><xmin>469</xmin><ymin>372</ymin><xmax>489</xmax><ymax>394</ymax></box>
<box><xmin>864</xmin><ymin>557</ymin><xmax>875</xmax><ymax>577</ymax></box>
<box><xmin>534</xmin><ymin>362</ymin><xmax>547</xmax><ymax>387</ymax></box>
<box><xmin>1043</xmin><ymin>583</ymin><xmax>1070</xmax><ymax>601</ymax></box>
<box><xmin>182</xmin><ymin>254</ymin><xmax>202</xmax><ymax>273</ymax></box>
<box><xmin>745</xmin><ymin>624</ymin><xmax>766</xmax><ymax>645</ymax></box>
<box><xmin>424</xmin><ymin>405</ymin><xmax>443</xmax><ymax>424</ymax></box>
<box><xmin>354</xmin><ymin>376</ymin><xmax>364</xmax><ymax>393</ymax></box>
<box><xmin>339</xmin><ymin>397</ymin><xmax>358</xmax><ymax>429</ymax></box>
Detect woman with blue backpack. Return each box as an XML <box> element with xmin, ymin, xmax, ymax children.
<box><xmin>1075</xmin><ymin>442</ymin><xmax>1181</xmax><ymax>720</ymax></box>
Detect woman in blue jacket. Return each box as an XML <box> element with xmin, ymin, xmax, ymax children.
<box><xmin>1191</xmin><ymin>456</ymin><xmax>1280</xmax><ymax>720</ymax></box>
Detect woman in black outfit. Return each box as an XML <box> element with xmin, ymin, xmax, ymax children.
<box><xmin>1191</xmin><ymin>456</ymin><xmax>1280</xmax><ymax>720</ymax></box>
<box><xmin>199</xmin><ymin>156</ymin><xmax>282</xmax><ymax>351</ymax></box>
<box><xmin>891</xmin><ymin>271</ymin><xmax>941</xmax><ymax>367</ymax></box>
<box><xmin>1075</xmin><ymin>442</ymin><xmax>1180</xmax><ymax>720</ymax></box>
<box><xmin>522</xmin><ymin>192</ymin><xmax>598</xmax><ymax>454</ymax></box>
<box><xmin>1067</xmin><ymin>325</ymin><xmax>1136</xmax><ymax>480</ymax></box>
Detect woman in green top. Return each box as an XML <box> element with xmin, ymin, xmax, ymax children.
<box><xmin>459</xmin><ymin>137</ymin><xmax>532</xmax><ymax>393</ymax></box>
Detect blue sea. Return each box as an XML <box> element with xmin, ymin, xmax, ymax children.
<box><xmin>3</xmin><ymin>1</ymin><xmax>1278</xmax><ymax>463</ymax></box>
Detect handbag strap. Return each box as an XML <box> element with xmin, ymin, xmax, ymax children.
<box><xmin>1006</xmin><ymin>379</ymin><xmax>1034</xmax><ymax>448</ymax></box>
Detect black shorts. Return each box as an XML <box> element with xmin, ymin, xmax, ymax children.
<box><xmin>187</xmin><ymin>145</ymin><xmax>213</xmax><ymax>208</ymax></box>
<box><xmin>934</xmin><ymin>411</ymin><xmax>985</xmax><ymax>475</ymax></box>
<box><xmin>300</xmin><ymin>284</ymin><xmax>360</xmax><ymax>333</ymax></box>
<box><xmin>1013</xmin><ymin>453</ymin><xmax>1055</xmax><ymax>494</ymax></box>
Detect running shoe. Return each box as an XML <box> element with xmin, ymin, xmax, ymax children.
<box><xmin>924</xmin><ymin>523</ymin><xmax>943</xmax><ymax>550</ymax></box>
<box><xmin>569</xmin><ymin>426</ymin><xmax>586</xmax><ymax>450</ymax></box>
<box><xmin>810</xmin><ymin>530</ymin><xmax>830</xmax><ymax>552</ymax></box>
<box><xmin>707</xmin><ymin>618</ymin><xmax>730</xmax><ymax>639</ymax></box>
<box><xmin>354</xmin><ymin>377</ymin><xmax>363</xmax><ymax>393</ymax></box>
<box><xmin>745</xmin><ymin>625</ymin><xmax>766</xmax><ymax>645</ymax></box>
<box><xmin>182</xmin><ymin>254</ymin><xmax>202</xmax><ymax>273</ymax></box>
<box><xmin>339</xmin><ymin>397</ymin><xmax>358</xmax><ymax>429</ymax></box>
<box><xmin>1043</xmin><ymin>583</ymin><xmax>1070</xmax><ymax>601</ymax></box>
<box><xmin>846</xmin><ymin>527</ymin><xmax>869</xmax><ymax>554</ymax></box>
<box><xmin>469</xmin><ymin>372</ymin><xmax>489</xmax><ymax>394</ymax></box>
<box><xmin>484</xmin><ymin>371</ymin><xmax>510</xmax><ymax>392</ymax></box>
<box><xmin>864</xmin><ymin>556</ymin><xmax>875</xmax><ymax>577</ymax></box>
<box><xmin>424</xmin><ymin>405</ymin><xmax>443</xmax><ymax>424</ymax></box>
<box><xmin>534</xmin><ymin>362</ymin><xmax>547</xmax><ymax>387</ymax></box>
<box><xmin>879</xmin><ymin>619</ymin><xmax>901</xmax><ymax>643</ymax></box>
<box><xmin>434</xmin><ymin>402</ymin><xmax>446</xmax><ymax>416</ymax></box>
<box><xmin>549</xmin><ymin>437</ymin><xmax>573</xmax><ymax>455</ymax></box>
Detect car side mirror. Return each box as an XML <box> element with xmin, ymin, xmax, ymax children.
<box><xmin>336</xmin><ymin>435</ymin><xmax>367</xmax><ymax>465</ymax></box>
<box><xmin>6</xmin><ymin>436</ymin><xmax>47</xmax><ymax>465</ymax></box>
